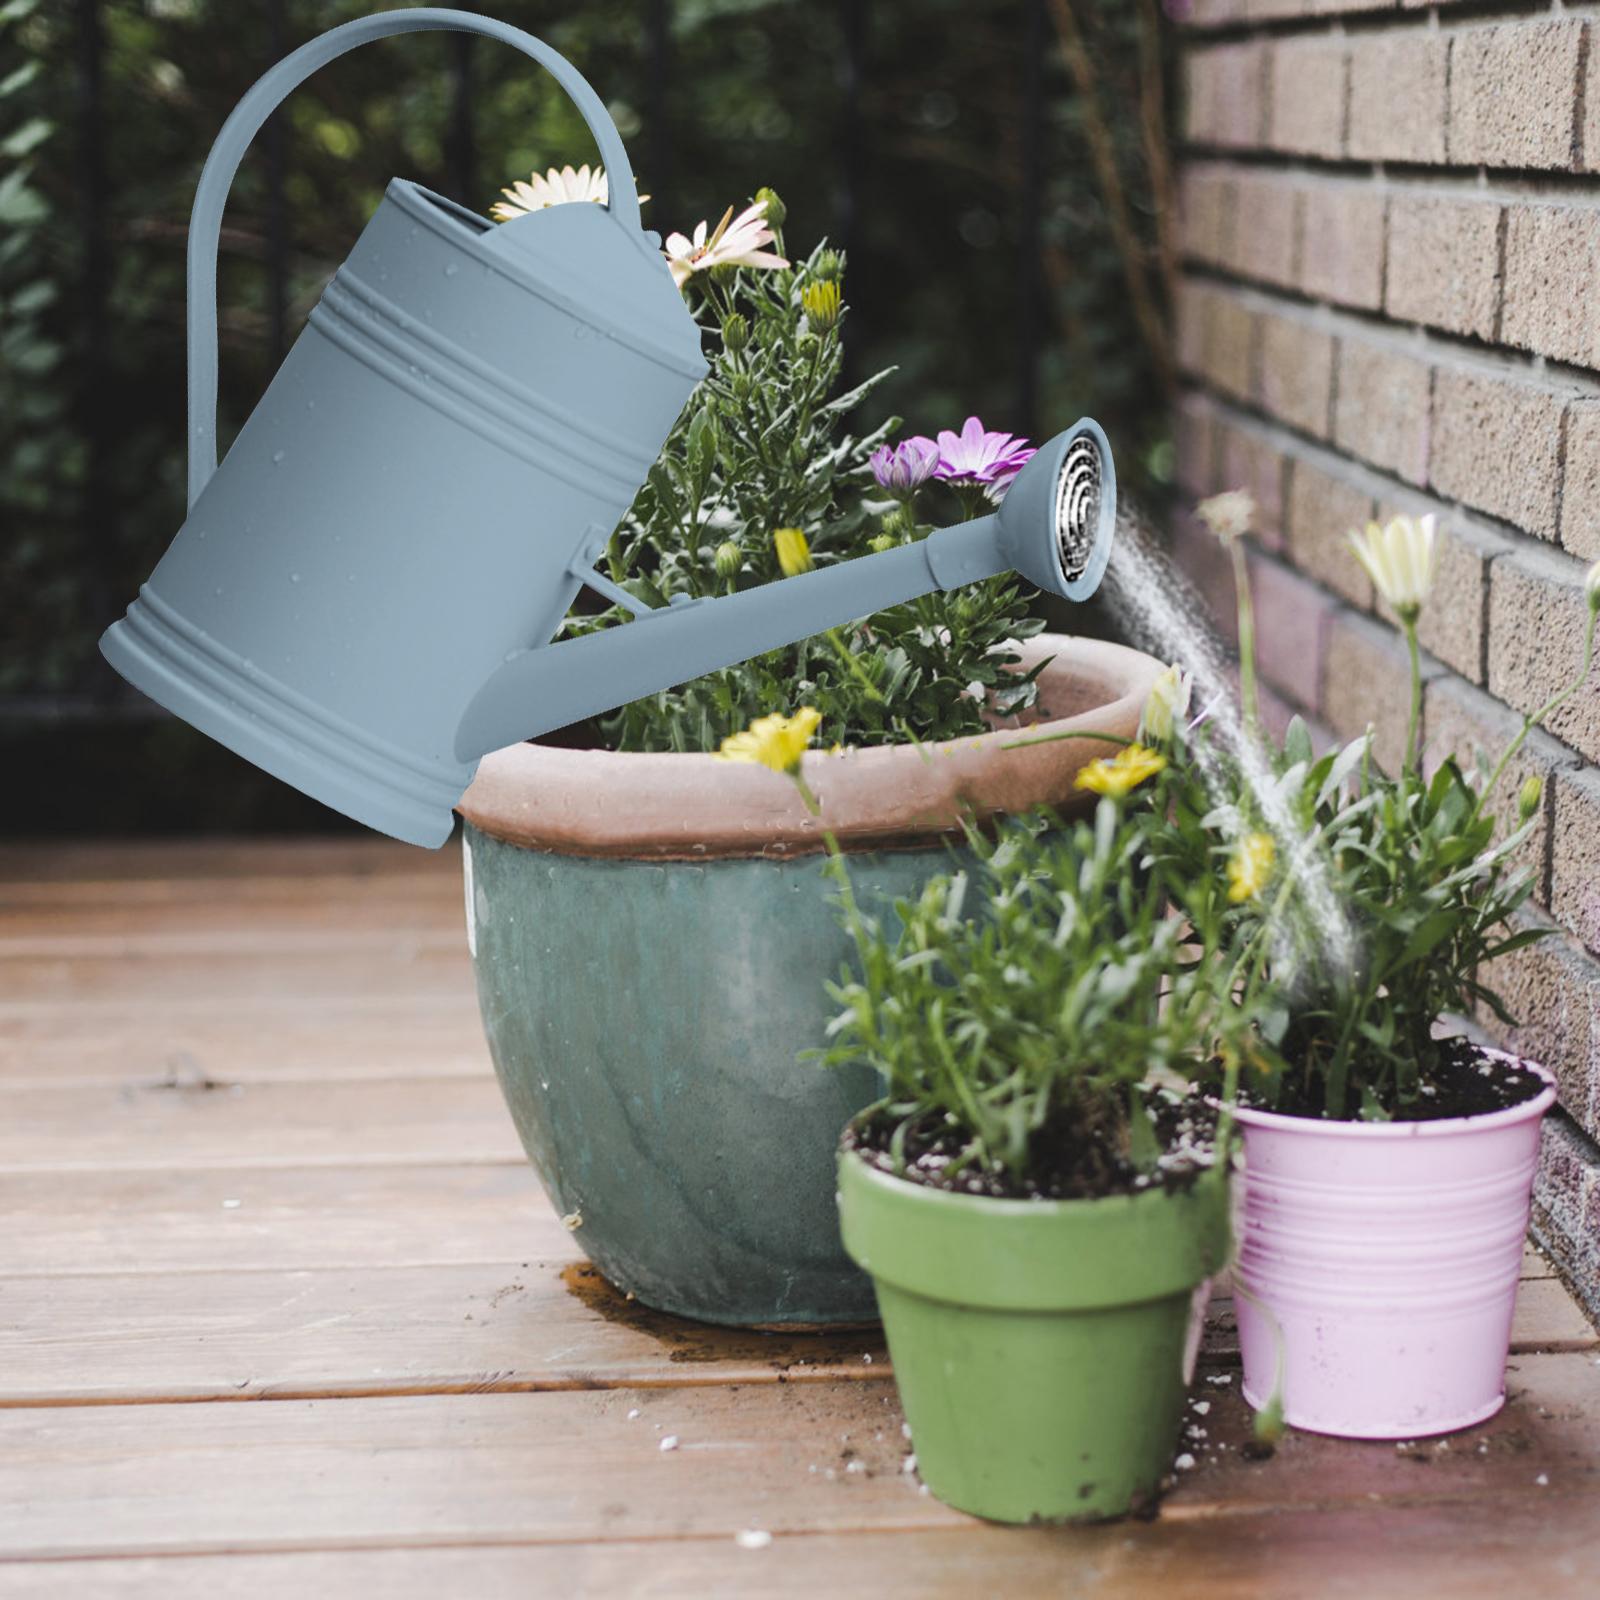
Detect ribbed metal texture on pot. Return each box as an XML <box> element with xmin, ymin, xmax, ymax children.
<box><xmin>1231</xmin><ymin>1053</ymin><xmax>1556</xmax><ymax>1439</ymax></box>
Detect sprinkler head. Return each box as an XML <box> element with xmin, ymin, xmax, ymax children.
<box><xmin>997</xmin><ymin>417</ymin><xmax>1117</xmax><ymax>604</ymax></box>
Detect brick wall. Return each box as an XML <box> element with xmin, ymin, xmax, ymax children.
<box><xmin>1174</xmin><ymin>1</ymin><xmax>1600</xmax><ymax>1312</ymax></box>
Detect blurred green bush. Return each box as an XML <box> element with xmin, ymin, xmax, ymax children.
<box><xmin>0</xmin><ymin>0</ymin><xmax>1176</xmax><ymax>828</ymax></box>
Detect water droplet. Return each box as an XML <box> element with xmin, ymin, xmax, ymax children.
<box><xmin>213</xmin><ymin>586</ymin><xmax>224</xmax><ymax>597</ymax></box>
<box><xmin>271</xmin><ymin>450</ymin><xmax>285</xmax><ymax>464</ymax></box>
<box><xmin>306</xmin><ymin>399</ymin><xmax>316</xmax><ymax>410</ymax></box>
<box><xmin>444</xmin><ymin>263</ymin><xmax>459</xmax><ymax>278</ymax></box>
<box><xmin>289</xmin><ymin>572</ymin><xmax>302</xmax><ymax>584</ymax></box>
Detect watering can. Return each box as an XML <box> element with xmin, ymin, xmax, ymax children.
<box><xmin>101</xmin><ymin>7</ymin><xmax>1118</xmax><ymax>850</ymax></box>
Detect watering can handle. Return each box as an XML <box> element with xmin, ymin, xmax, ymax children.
<box><xmin>185</xmin><ymin>7</ymin><xmax>644</xmax><ymax>509</ymax></box>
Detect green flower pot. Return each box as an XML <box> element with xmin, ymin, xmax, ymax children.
<box><xmin>837</xmin><ymin>1145</ymin><xmax>1232</xmax><ymax>1523</ymax></box>
<box><xmin>457</xmin><ymin>636</ymin><xmax>1165</xmax><ymax>1328</ymax></box>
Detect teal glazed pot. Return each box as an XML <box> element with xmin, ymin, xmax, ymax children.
<box><xmin>457</xmin><ymin>635</ymin><xmax>1165</xmax><ymax>1326</ymax></box>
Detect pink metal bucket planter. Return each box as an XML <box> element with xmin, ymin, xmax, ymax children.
<box><xmin>1230</xmin><ymin>1053</ymin><xmax>1557</xmax><ymax>1440</ymax></box>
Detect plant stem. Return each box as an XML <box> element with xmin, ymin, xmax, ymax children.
<box><xmin>1228</xmin><ymin>538</ymin><xmax>1258</xmax><ymax>738</ymax></box>
<box><xmin>823</xmin><ymin>627</ymin><xmax>884</xmax><ymax>702</ymax></box>
<box><xmin>1403</xmin><ymin>616</ymin><xmax>1423</xmax><ymax>776</ymax></box>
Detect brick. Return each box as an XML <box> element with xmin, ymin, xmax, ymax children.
<box><xmin>1502</xmin><ymin>202</ymin><xmax>1600</xmax><ymax>369</ymax></box>
<box><xmin>1347</xmin><ymin>32</ymin><xmax>1448</xmax><ymax>165</ymax></box>
<box><xmin>1185</xmin><ymin>43</ymin><xmax>1268</xmax><ymax>150</ymax></box>
<box><xmin>1177</xmin><ymin>283</ymin><xmax>1257</xmax><ymax>399</ymax></box>
<box><xmin>1449</xmin><ymin>19</ymin><xmax>1586</xmax><ymax>171</ymax></box>
<box><xmin>1321</xmin><ymin>608</ymin><xmax>1435</xmax><ymax>774</ymax></box>
<box><xmin>1488</xmin><ymin>544</ymin><xmax>1600</xmax><ymax>764</ymax></box>
<box><xmin>1431</xmin><ymin>365</ymin><xmax>1565</xmax><ymax>541</ymax></box>
<box><xmin>1249</xmin><ymin>550</ymin><xmax>1335</xmax><ymax>711</ymax></box>
<box><xmin>1257</xmin><ymin>312</ymin><xmax>1335</xmax><ymax>438</ymax></box>
<box><xmin>1284</xmin><ymin>454</ymin><xmax>1376</xmax><ymax>607</ymax></box>
<box><xmin>1174</xmin><ymin>391</ymin><xmax>1219</xmax><ymax>498</ymax></box>
<box><xmin>1179</xmin><ymin>166</ymin><xmax>1234</xmax><ymax>266</ymax></box>
<box><xmin>1423</xmin><ymin>672</ymin><xmax>1577</xmax><ymax>898</ymax></box>
<box><xmin>1225</xmin><ymin>173</ymin><xmax>1299</xmax><ymax>289</ymax></box>
<box><xmin>1558</xmin><ymin>400</ymin><xmax>1600</xmax><ymax>563</ymax></box>
<box><xmin>1552</xmin><ymin>767</ymin><xmax>1600</xmax><ymax>958</ymax></box>
<box><xmin>1207</xmin><ymin>293</ymin><xmax>1258</xmax><ymax>402</ymax></box>
<box><xmin>1216</xmin><ymin>416</ymin><xmax>1287</xmax><ymax>549</ymax></box>
<box><xmin>1176</xmin><ymin>281</ymin><xmax>1209</xmax><ymax>376</ymax></box>
<box><xmin>1169</xmin><ymin>508</ymin><xmax>1240</xmax><ymax>650</ymax></box>
<box><xmin>1534</xmin><ymin>1116</ymin><xmax>1600</xmax><ymax>1325</ymax></box>
<box><xmin>1332</xmin><ymin>337</ymin><xmax>1431</xmax><ymax>485</ymax></box>
<box><xmin>1297</xmin><ymin>183</ymin><xmax>1385</xmax><ymax>311</ymax></box>
<box><xmin>1385</xmin><ymin>196</ymin><xmax>1502</xmax><ymax>342</ymax></box>
<box><xmin>1480</xmin><ymin>908</ymin><xmax>1600</xmax><ymax>1134</ymax></box>
<box><xmin>1266</xmin><ymin>37</ymin><xmax>1347</xmax><ymax>159</ymax></box>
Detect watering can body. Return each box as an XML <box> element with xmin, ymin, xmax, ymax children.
<box><xmin>100</xmin><ymin>10</ymin><xmax>706</xmax><ymax>848</ymax></box>
<box><xmin>104</xmin><ymin>176</ymin><xmax>703</xmax><ymax>849</ymax></box>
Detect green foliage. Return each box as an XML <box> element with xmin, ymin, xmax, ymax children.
<box><xmin>817</xmin><ymin>792</ymin><xmax>1262</xmax><ymax>1185</ymax></box>
<box><xmin>586</xmin><ymin>223</ymin><xmax>1045</xmax><ymax>752</ymax></box>
<box><xmin>0</xmin><ymin>0</ymin><xmax>76</xmax><ymax>693</ymax></box>
<box><xmin>1162</xmin><ymin>514</ymin><xmax>1600</xmax><ymax>1120</ymax></box>
<box><xmin>1255</xmin><ymin>738</ymin><xmax>1541</xmax><ymax>1115</ymax></box>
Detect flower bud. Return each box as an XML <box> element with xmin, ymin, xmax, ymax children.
<box><xmin>753</xmin><ymin>187</ymin><xmax>786</xmax><ymax>231</ymax></box>
<box><xmin>721</xmin><ymin>313</ymin><xmax>749</xmax><ymax>354</ymax></box>
<box><xmin>714</xmin><ymin>541</ymin><xmax>743</xmax><ymax>581</ymax></box>
<box><xmin>879</xmin><ymin>505</ymin><xmax>917</xmax><ymax>541</ymax></box>
<box><xmin>814</xmin><ymin>249</ymin><xmax>843</xmax><ymax>282</ymax></box>
<box><xmin>1587</xmin><ymin>558</ymin><xmax>1600</xmax><ymax>613</ymax></box>
<box><xmin>801</xmin><ymin>280</ymin><xmax>841</xmax><ymax>331</ymax></box>
<box><xmin>868</xmin><ymin>533</ymin><xmax>896</xmax><ymax>554</ymax></box>
<box><xmin>1518</xmin><ymin>774</ymin><xmax>1543</xmax><ymax>824</ymax></box>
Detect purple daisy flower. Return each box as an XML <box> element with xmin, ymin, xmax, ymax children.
<box><xmin>870</xmin><ymin>437</ymin><xmax>942</xmax><ymax>497</ymax></box>
<box><xmin>924</xmin><ymin>416</ymin><xmax>1037</xmax><ymax>493</ymax></box>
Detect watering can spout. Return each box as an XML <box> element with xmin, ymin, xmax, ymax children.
<box><xmin>454</xmin><ymin>419</ymin><xmax>1117</xmax><ymax>761</ymax></box>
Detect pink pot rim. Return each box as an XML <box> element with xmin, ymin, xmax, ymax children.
<box><xmin>1222</xmin><ymin>1049</ymin><xmax>1557</xmax><ymax>1139</ymax></box>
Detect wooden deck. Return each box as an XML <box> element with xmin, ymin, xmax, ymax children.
<box><xmin>1</xmin><ymin>837</ymin><xmax>1596</xmax><ymax>1597</ymax></box>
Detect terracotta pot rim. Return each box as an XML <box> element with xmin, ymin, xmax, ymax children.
<box><xmin>458</xmin><ymin>633</ymin><xmax>1166</xmax><ymax>861</ymax></box>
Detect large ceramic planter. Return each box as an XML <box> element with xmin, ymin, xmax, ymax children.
<box><xmin>1231</xmin><ymin>1052</ymin><xmax>1558</xmax><ymax>1439</ymax></box>
<box><xmin>457</xmin><ymin>635</ymin><xmax>1164</xmax><ymax>1327</ymax></box>
<box><xmin>837</xmin><ymin>1144</ymin><xmax>1231</xmax><ymax>1523</ymax></box>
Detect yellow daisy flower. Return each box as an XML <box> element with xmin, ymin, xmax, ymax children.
<box><xmin>714</xmin><ymin>708</ymin><xmax>822</xmax><ymax>775</ymax></box>
<box><xmin>773</xmin><ymin>527</ymin><xmax>814</xmax><ymax>577</ymax></box>
<box><xmin>1227</xmin><ymin>832</ymin><xmax>1276</xmax><ymax>903</ymax></box>
<box><xmin>1074</xmin><ymin>743</ymin><xmax>1167</xmax><ymax>798</ymax></box>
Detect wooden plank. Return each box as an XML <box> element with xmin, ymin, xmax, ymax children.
<box><xmin>0</xmin><ymin>945</ymin><xmax>472</xmax><ymax>1008</ymax></box>
<box><xmin>0</xmin><ymin>993</ymin><xmax>483</xmax><ymax>1041</ymax></box>
<box><xmin>0</xmin><ymin>1165</ymin><xmax>552</xmax><ymax>1275</ymax></box>
<box><xmin>0</xmin><ymin>1381</ymin><xmax>950</xmax><ymax>1559</ymax></box>
<box><xmin>0</xmin><ymin>837</ymin><xmax>458</xmax><ymax>885</ymax></box>
<box><xmin>1</xmin><ymin>1258</ymin><xmax>1582</xmax><ymax>1409</ymax></box>
<box><xmin>0</xmin><ymin>1077</ymin><xmax>522</xmax><ymax>1172</ymax></box>
<box><xmin>2</xmin><ymin>1354</ymin><xmax>1597</xmax><ymax>1561</ymax></box>
<box><xmin>0</xmin><ymin>1260</ymin><xmax>888</xmax><ymax>1405</ymax></box>
<box><xmin>0</xmin><ymin>907</ymin><xmax>465</xmax><ymax>950</ymax></box>
<box><xmin>1166</xmin><ymin>1351</ymin><xmax>1600</xmax><ymax>1514</ymax></box>
<box><xmin>0</xmin><ymin>1015</ymin><xmax>490</xmax><ymax>1087</ymax></box>
<box><xmin>0</xmin><ymin>1500</ymin><xmax>1596</xmax><ymax>1600</ymax></box>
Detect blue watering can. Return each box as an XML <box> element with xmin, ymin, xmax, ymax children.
<box><xmin>100</xmin><ymin>8</ymin><xmax>1118</xmax><ymax>849</ymax></box>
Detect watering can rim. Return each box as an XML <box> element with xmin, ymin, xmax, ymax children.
<box><xmin>383</xmin><ymin>178</ymin><xmax>709</xmax><ymax>382</ymax></box>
